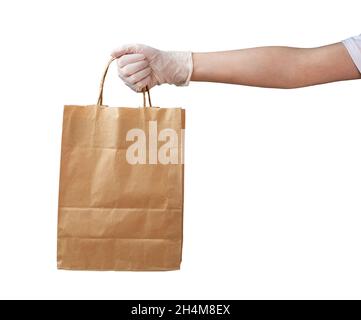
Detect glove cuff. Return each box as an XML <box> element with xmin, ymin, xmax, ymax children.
<box><xmin>179</xmin><ymin>51</ymin><xmax>193</xmax><ymax>86</ymax></box>
<box><xmin>163</xmin><ymin>51</ymin><xmax>193</xmax><ymax>87</ymax></box>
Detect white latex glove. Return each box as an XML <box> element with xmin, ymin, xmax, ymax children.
<box><xmin>111</xmin><ymin>44</ymin><xmax>193</xmax><ymax>92</ymax></box>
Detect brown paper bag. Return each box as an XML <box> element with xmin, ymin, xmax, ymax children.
<box><xmin>57</xmin><ymin>58</ymin><xmax>185</xmax><ymax>271</ymax></box>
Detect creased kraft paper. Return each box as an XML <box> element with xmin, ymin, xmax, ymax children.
<box><xmin>57</xmin><ymin>105</ymin><xmax>185</xmax><ymax>271</ymax></box>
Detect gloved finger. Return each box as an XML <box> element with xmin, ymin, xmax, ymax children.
<box><xmin>124</xmin><ymin>67</ymin><xmax>151</xmax><ymax>85</ymax></box>
<box><xmin>134</xmin><ymin>76</ymin><xmax>153</xmax><ymax>92</ymax></box>
<box><xmin>124</xmin><ymin>81</ymin><xmax>139</xmax><ymax>92</ymax></box>
<box><xmin>117</xmin><ymin>53</ymin><xmax>145</xmax><ymax>68</ymax></box>
<box><xmin>119</xmin><ymin>59</ymin><xmax>149</xmax><ymax>78</ymax></box>
<box><xmin>111</xmin><ymin>43</ymin><xmax>142</xmax><ymax>58</ymax></box>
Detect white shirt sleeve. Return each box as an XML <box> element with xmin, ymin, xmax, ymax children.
<box><xmin>342</xmin><ymin>35</ymin><xmax>361</xmax><ymax>73</ymax></box>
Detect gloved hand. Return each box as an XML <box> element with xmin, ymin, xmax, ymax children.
<box><xmin>111</xmin><ymin>44</ymin><xmax>193</xmax><ymax>92</ymax></box>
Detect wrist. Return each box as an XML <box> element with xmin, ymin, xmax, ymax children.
<box><xmin>160</xmin><ymin>51</ymin><xmax>193</xmax><ymax>86</ymax></box>
<box><xmin>190</xmin><ymin>52</ymin><xmax>211</xmax><ymax>82</ymax></box>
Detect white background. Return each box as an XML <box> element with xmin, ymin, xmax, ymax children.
<box><xmin>0</xmin><ymin>0</ymin><xmax>360</xmax><ymax>300</ymax></box>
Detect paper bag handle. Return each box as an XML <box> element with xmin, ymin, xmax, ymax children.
<box><xmin>96</xmin><ymin>57</ymin><xmax>152</xmax><ymax>108</ymax></box>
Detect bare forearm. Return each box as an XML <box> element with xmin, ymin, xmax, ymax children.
<box><xmin>191</xmin><ymin>43</ymin><xmax>360</xmax><ymax>88</ymax></box>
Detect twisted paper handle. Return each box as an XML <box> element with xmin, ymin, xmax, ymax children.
<box><xmin>97</xmin><ymin>57</ymin><xmax>152</xmax><ymax>107</ymax></box>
